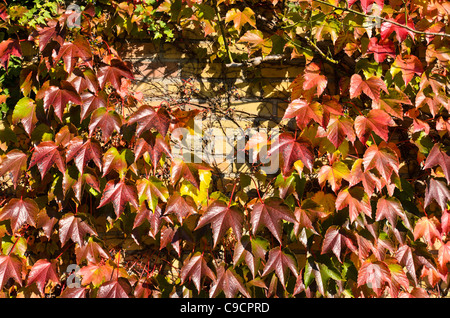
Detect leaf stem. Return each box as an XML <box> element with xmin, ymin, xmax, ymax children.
<box><xmin>227</xmin><ymin>178</ymin><xmax>239</xmax><ymax>208</ymax></box>
<box><xmin>116</xmin><ymin>250</ymin><xmax>121</xmax><ymax>280</ymax></box>
<box><xmin>250</xmin><ymin>176</ymin><xmax>263</xmax><ymax>202</ymax></box>
<box><xmin>55</xmin><ymin>242</ymin><xmax>75</xmax><ymax>260</ymax></box>
<box><xmin>7</xmin><ymin>238</ymin><xmax>20</xmax><ymax>256</ymax></box>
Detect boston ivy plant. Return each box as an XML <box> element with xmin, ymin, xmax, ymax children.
<box><xmin>0</xmin><ymin>0</ymin><xmax>449</xmax><ymax>298</ymax></box>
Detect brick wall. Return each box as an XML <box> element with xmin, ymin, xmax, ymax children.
<box><xmin>120</xmin><ymin>33</ymin><xmax>306</xmax><ymax>176</ymax></box>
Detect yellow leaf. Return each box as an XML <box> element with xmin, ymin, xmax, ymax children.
<box><xmin>225</xmin><ymin>7</ymin><xmax>256</xmax><ymax>33</ymax></box>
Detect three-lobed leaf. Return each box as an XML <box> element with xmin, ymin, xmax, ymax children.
<box><xmin>26</xmin><ymin>259</ymin><xmax>60</xmax><ymax>295</ymax></box>
<box><xmin>268</xmin><ymin>133</ymin><xmax>314</xmax><ymax>176</ymax></box>
<box><xmin>0</xmin><ymin>150</ymin><xmax>28</xmax><ymax>189</ymax></box>
<box><xmin>195</xmin><ymin>200</ymin><xmax>244</xmax><ymax>248</ymax></box>
<box><xmin>97</xmin><ymin>180</ymin><xmax>139</xmax><ymax>218</ymax></box>
<box><xmin>250</xmin><ymin>198</ymin><xmax>296</xmax><ymax>244</ymax></box>
<box><xmin>0</xmin><ymin>197</ymin><xmax>39</xmax><ymax>233</ymax></box>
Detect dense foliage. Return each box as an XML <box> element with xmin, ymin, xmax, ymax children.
<box><xmin>0</xmin><ymin>0</ymin><xmax>449</xmax><ymax>298</ymax></box>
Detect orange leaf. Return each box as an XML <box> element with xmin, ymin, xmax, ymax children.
<box><xmin>225</xmin><ymin>7</ymin><xmax>256</xmax><ymax>33</ymax></box>
<box><xmin>413</xmin><ymin>216</ymin><xmax>441</xmax><ymax>245</ymax></box>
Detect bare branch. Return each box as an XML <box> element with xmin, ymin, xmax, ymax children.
<box><xmin>225</xmin><ymin>54</ymin><xmax>285</xmax><ymax>68</ymax></box>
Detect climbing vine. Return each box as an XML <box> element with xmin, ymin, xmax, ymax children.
<box><xmin>0</xmin><ymin>0</ymin><xmax>449</xmax><ymax>298</ymax></box>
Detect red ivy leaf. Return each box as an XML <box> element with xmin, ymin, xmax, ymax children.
<box><xmin>59</xmin><ymin>286</ymin><xmax>87</xmax><ymax>298</ymax></box>
<box><xmin>209</xmin><ymin>264</ymin><xmax>250</xmax><ymax>298</ymax></box>
<box><xmin>395</xmin><ymin>244</ymin><xmax>418</xmax><ymax>286</ymax></box>
<box><xmin>170</xmin><ymin>158</ymin><xmax>211</xmax><ymax>189</ymax></box>
<box><xmin>37</xmin><ymin>21</ymin><xmax>65</xmax><ymax>52</ymax></box>
<box><xmin>438</xmin><ymin>242</ymin><xmax>450</xmax><ymax>272</ymax></box>
<box><xmin>54</xmin><ymin>125</ymin><xmax>73</xmax><ymax>147</ymax></box>
<box><xmin>164</xmin><ymin>193</ymin><xmax>197</xmax><ymax>225</ymax></box>
<box><xmin>29</xmin><ymin>141</ymin><xmax>66</xmax><ymax>179</ymax></box>
<box><xmin>349</xmin><ymin>74</ymin><xmax>388</xmax><ymax>102</ymax></box>
<box><xmin>363</xmin><ymin>142</ymin><xmax>399</xmax><ymax>182</ymax></box>
<box><xmin>335</xmin><ymin>186</ymin><xmax>372</xmax><ymax>223</ymax></box>
<box><xmin>376</xmin><ymin>197</ymin><xmax>409</xmax><ymax>228</ymax></box>
<box><xmin>66</xmin><ymin>137</ymin><xmax>102</xmax><ymax>175</ymax></box>
<box><xmin>261</xmin><ymin>247</ymin><xmax>298</xmax><ymax>287</ymax></box>
<box><xmin>97</xmin><ymin>59</ymin><xmax>134</xmax><ymax>91</ymax></box>
<box><xmin>348</xmin><ymin>0</ymin><xmax>384</xmax><ymax>13</ymax></box>
<box><xmin>0</xmin><ymin>197</ymin><xmax>38</xmax><ymax>233</ymax></box>
<box><xmin>268</xmin><ymin>132</ymin><xmax>314</xmax><ymax>175</ymax></box>
<box><xmin>0</xmin><ymin>150</ymin><xmax>28</xmax><ymax>189</ymax></box>
<box><xmin>372</xmin><ymin>89</ymin><xmax>412</xmax><ymax>119</ymax></box>
<box><xmin>441</xmin><ymin>209</ymin><xmax>450</xmax><ymax>236</ymax></box>
<box><xmin>423</xmin><ymin>144</ymin><xmax>450</xmax><ymax>184</ymax></box>
<box><xmin>88</xmin><ymin>108</ymin><xmax>122</xmax><ymax>142</ymax></box>
<box><xmin>413</xmin><ymin>216</ymin><xmax>441</xmax><ymax>245</ymax></box>
<box><xmin>366</xmin><ymin>37</ymin><xmax>395</xmax><ymax>63</ymax></box>
<box><xmin>159</xmin><ymin>225</ymin><xmax>183</xmax><ymax>257</ymax></box>
<box><xmin>128</xmin><ymin>106</ymin><xmax>171</xmax><ymax>137</ymax></box>
<box><xmin>354</xmin><ymin>109</ymin><xmax>395</xmax><ymax>144</ymax></box>
<box><xmin>233</xmin><ymin>235</ymin><xmax>269</xmax><ymax>279</ymax></box>
<box><xmin>326</xmin><ymin>115</ymin><xmax>356</xmax><ymax>148</ymax></box>
<box><xmin>150</xmin><ymin>135</ymin><xmax>172</xmax><ymax>168</ymax></box>
<box><xmin>97</xmin><ymin>180</ymin><xmax>139</xmax><ymax>218</ymax></box>
<box><xmin>380</xmin><ymin>14</ymin><xmax>415</xmax><ymax>43</ymax></box>
<box><xmin>97</xmin><ymin>279</ymin><xmax>130</xmax><ymax>298</ymax></box>
<box><xmin>78</xmin><ymin>262</ymin><xmax>114</xmax><ymax>287</ymax></box>
<box><xmin>282</xmin><ymin>99</ymin><xmax>324</xmax><ymax>129</ymax></box>
<box><xmin>0</xmin><ymin>255</ymin><xmax>22</xmax><ymax>289</ymax></box>
<box><xmin>133</xmin><ymin>204</ymin><xmax>167</xmax><ymax>238</ymax></box>
<box><xmin>302</xmin><ymin>62</ymin><xmax>328</xmax><ymax>96</ymax></box>
<box><xmin>36</xmin><ymin>209</ymin><xmax>58</xmax><ymax>240</ymax></box>
<box><xmin>180</xmin><ymin>252</ymin><xmax>216</xmax><ymax>292</ymax></box>
<box><xmin>392</xmin><ymin>55</ymin><xmax>424</xmax><ymax>86</ymax></box>
<box><xmin>0</xmin><ymin>39</ymin><xmax>22</xmax><ymax>70</ymax></box>
<box><xmin>58</xmin><ymin>213</ymin><xmax>97</xmax><ymax>247</ymax></box>
<box><xmin>424</xmin><ymin>178</ymin><xmax>450</xmax><ymax>211</ymax></box>
<box><xmin>134</xmin><ymin>135</ymin><xmax>172</xmax><ymax>170</ymax></box>
<box><xmin>26</xmin><ymin>259</ymin><xmax>60</xmax><ymax>295</ymax></box>
<box><xmin>101</xmin><ymin>147</ymin><xmax>129</xmax><ymax>178</ymax></box>
<box><xmin>321</xmin><ymin>225</ymin><xmax>355</xmax><ymax>262</ymax></box>
<box><xmin>69</xmin><ymin>68</ymin><xmax>100</xmax><ymax>94</ymax></box>
<box><xmin>357</xmin><ymin>260</ymin><xmax>391</xmax><ymax>297</ymax></box>
<box><xmin>75</xmin><ymin>238</ymin><xmax>109</xmax><ymax>264</ymax></box>
<box><xmin>195</xmin><ymin>200</ymin><xmax>244</xmax><ymax>248</ymax></box>
<box><xmin>80</xmin><ymin>91</ymin><xmax>107</xmax><ymax>120</ymax></box>
<box><xmin>250</xmin><ymin>198</ymin><xmax>296</xmax><ymax>244</ymax></box>
<box><xmin>348</xmin><ymin>159</ymin><xmax>380</xmax><ymax>197</ymax></box>
<box><xmin>293</xmin><ymin>206</ymin><xmax>323</xmax><ymax>237</ymax></box>
<box><xmin>62</xmin><ymin>167</ymin><xmax>100</xmax><ymax>203</ymax></box>
<box><xmin>388</xmin><ymin>265</ymin><xmax>410</xmax><ymax>298</ymax></box>
<box><xmin>0</xmin><ymin>4</ymin><xmax>7</xmax><ymax>21</ymax></box>
<box><xmin>55</xmin><ymin>37</ymin><xmax>93</xmax><ymax>74</ymax></box>
<box><xmin>42</xmin><ymin>81</ymin><xmax>81</xmax><ymax>122</ymax></box>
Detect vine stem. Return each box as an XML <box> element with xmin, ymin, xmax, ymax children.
<box><xmin>283</xmin><ymin>34</ymin><xmax>339</xmax><ymax>65</ymax></box>
<box><xmin>212</xmin><ymin>0</ymin><xmax>234</xmax><ymax>64</ymax></box>
<box><xmin>311</xmin><ymin>0</ymin><xmax>450</xmax><ymax>39</ymax></box>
